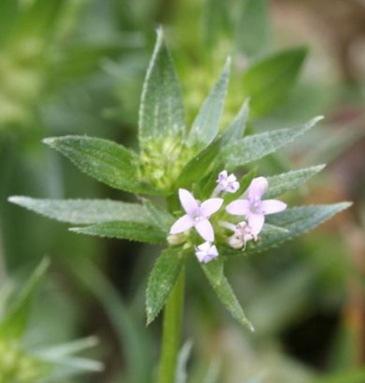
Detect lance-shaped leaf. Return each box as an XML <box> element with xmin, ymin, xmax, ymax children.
<box><xmin>70</xmin><ymin>221</ymin><xmax>166</xmax><ymax>244</ymax></box>
<box><xmin>138</xmin><ymin>28</ymin><xmax>185</xmax><ymax>148</ymax></box>
<box><xmin>8</xmin><ymin>197</ymin><xmax>151</xmax><ymax>225</ymax></box>
<box><xmin>0</xmin><ymin>258</ymin><xmax>49</xmax><ymax>339</ymax></box>
<box><xmin>146</xmin><ymin>247</ymin><xmax>185</xmax><ymax>325</ymax></box>
<box><xmin>246</xmin><ymin>203</ymin><xmax>352</xmax><ymax>254</ymax></box>
<box><xmin>242</xmin><ymin>47</ymin><xmax>307</xmax><ymax>117</ymax></box>
<box><xmin>221</xmin><ymin>98</ymin><xmax>250</xmax><ymax>147</ymax></box>
<box><xmin>265</xmin><ymin>164</ymin><xmax>325</xmax><ymax>198</ymax></box>
<box><xmin>177</xmin><ymin>138</ymin><xmax>222</xmax><ymax>189</ymax></box>
<box><xmin>224</xmin><ymin>116</ymin><xmax>323</xmax><ymax>169</ymax></box>
<box><xmin>177</xmin><ymin>100</ymin><xmax>250</xmax><ymax>189</ymax></box>
<box><xmin>43</xmin><ymin>136</ymin><xmax>153</xmax><ymax>194</ymax></box>
<box><xmin>143</xmin><ymin>200</ymin><xmax>174</xmax><ymax>232</ymax></box>
<box><xmin>202</xmin><ymin>259</ymin><xmax>254</xmax><ymax>331</ymax></box>
<box><xmin>187</xmin><ymin>58</ymin><xmax>231</xmax><ymax>149</ymax></box>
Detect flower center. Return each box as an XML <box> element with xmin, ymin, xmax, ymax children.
<box><xmin>250</xmin><ymin>199</ymin><xmax>263</xmax><ymax>214</ymax></box>
<box><xmin>191</xmin><ymin>207</ymin><xmax>203</xmax><ymax>221</ymax></box>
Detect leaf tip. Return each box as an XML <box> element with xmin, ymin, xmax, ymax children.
<box><xmin>42</xmin><ymin>137</ymin><xmax>57</xmax><ymax>147</ymax></box>
<box><xmin>8</xmin><ymin>195</ymin><xmax>24</xmax><ymax>205</ymax></box>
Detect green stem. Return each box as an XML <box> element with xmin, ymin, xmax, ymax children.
<box><xmin>157</xmin><ymin>268</ymin><xmax>185</xmax><ymax>383</ymax></box>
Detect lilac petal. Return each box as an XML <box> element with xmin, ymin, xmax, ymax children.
<box><xmin>247</xmin><ymin>177</ymin><xmax>268</xmax><ymax>200</ymax></box>
<box><xmin>261</xmin><ymin>199</ymin><xmax>287</xmax><ymax>215</ymax></box>
<box><xmin>218</xmin><ymin>170</ymin><xmax>228</xmax><ymax>182</ymax></box>
<box><xmin>226</xmin><ymin>199</ymin><xmax>250</xmax><ymax>216</ymax></box>
<box><xmin>227</xmin><ymin>181</ymin><xmax>240</xmax><ymax>193</ymax></box>
<box><xmin>195</xmin><ymin>219</ymin><xmax>215</xmax><ymax>242</ymax></box>
<box><xmin>179</xmin><ymin>188</ymin><xmax>199</xmax><ymax>215</ymax></box>
<box><xmin>248</xmin><ymin>213</ymin><xmax>265</xmax><ymax>236</ymax></box>
<box><xmin>201</xmin><ymin>198</ymin><xmax>223</xmax><ymax>217</ymax></box>
<box><xmin>170</xmin><ymin>215</ymin><xmax>194</xmax><ymax>234</ymax></box>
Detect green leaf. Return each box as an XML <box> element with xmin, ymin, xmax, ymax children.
<box><xmin>201</xmin><ymin>259</ymin><xmax>254</xmax><ymax>331</ymax></box>
<box><xmin>235</xmin><ymin>0</ymin><xmax>269</xmax><ymax>57</ymax></box>
<box><xmin>242</xmin><ymin>47</ymin><xmax>307</xmax><ymax>117</ymax></box>
<box><xmin>265</xmin><ymin>164</ymin><xmax>326</xmax><ymax>198</ymax></box>
<box><xmin>146</xmin><ymin>247</ymin><xmax>185</xmax><ymax>325</ymax></box>
<box><xmin>176</xmin><ymin>341</ymin><xmax>193</xmax><ymax>383</ymax></box>
<box><xmin>247</xmin><ymin>203</ymin><xmax>352</xmax><ymax>254</ymax></box>
<box><xmin>43</xmin><ymin>136</ymin><xmax>153</xmax><ymax>194</ymax></box>
<box><xmin>177</xmin><ymin>100</ymin><xmax>249</xmax><ymax>191</ymax></box>
<box><xmin>138</xmin><ymin>28</ymin><xmax>185</xmax><ymax>148</ymax></box>
<box><xmin>177</xmin><ymin>138</ymin><xmax>222</xmax><ymax>189</ymax></box>
<box><xmin>70</xmin><ymin>221</ymin><xmax>166</xmax><ymax>244</ymax></box>
<box><xmin>224</xmin><ymin>116</ymin><xmax>323</xmax><ymax>169</ymax></box>
<box><xmin>0</xmin><ymin>258</ymin><xmax>49</xmax><ymax>339</ymax></box>
<box><xmin>187</xmin><ymin>58</ymin><xmax>231</xmax><ymax>149</ymax></box>
<box><xmin>221</xmin><ymin>99</ymin><xmax>250</xmax><ymax>147</ymax></box>
<box><xmin>143</xmin><ymin>200</ymin><xmax>174</xmax><ymax>232</ymax></box>
<box><xmin>8</xmin><ymin>197</ymin><xmax>151</xmax><ymax>224</ymax></box>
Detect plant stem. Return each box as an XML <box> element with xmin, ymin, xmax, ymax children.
<box><xmin>157</xmin><ymin>268</ymin><xmax>185</xmax><ymax>383</ymax></box>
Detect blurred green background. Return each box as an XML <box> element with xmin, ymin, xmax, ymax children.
<box><xmin>1</xmin><ymin>0</ymin><xmax>365</xmax><ymax>382</ymax></box>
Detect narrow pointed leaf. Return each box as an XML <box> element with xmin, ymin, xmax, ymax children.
<box><xmin>176</xmin><ymin>341</ymin><xmax>193</xmax><ymax>383</ymax></box>
<box><xmin>43</xmin><ymin>136</ymin><xmax>154</xmax><ymax>194</ymax></box>
<box><xmin>202</xmin><ymin>260</ymin><xmax>254</xmax><ymax>331</ymax></box>
<box><xmin>143</xmin><ymin>200</ymin><xmax>174</xmax><ymax>232</ymax></box>
<box><xmin>146</xmin><ymin>247</ymin><xmax>185</xmax><ymax>325</ymax></box>
<box><xmin>221</xmin><ymin>99</ymin><xmax>250</xmax><ymax>146</ymax></box>
<box><xmin>247</xmin><ymin>203</ymin><xmax>352</xmax><ymax>254</ymax></box>
<box><xmin>242</xmin><ymin>47</ymin><xmax>307</xmax><ymax>117</ymax></box>
<box><xmin>224</xmin><ymin>116</ymin><xmax>323</xmax><ymax>169</ymax></box>
<box><xmin>139</xmin><ymin>28</ymin><xmax>185</xmax><ymax>148</ymax></box>
<box><xmin>34</xmin><ymin>336</ymin><xmax>99</xmax><ymax>358</ymax></box>
<box><xmin>8</xmin><ymin>197</ymin><xmax>151</xmax><ymax>224</ymax></box>
<box><xmin>70</xmin><ymin>221</ymin><xmax>166</xmax><ymax>244</ymax></box>
<box><xmin>265</xmin><ymin>164</ymin><xmax>325</xmax><ymax>198</ymax></box>
<box><xmin>0</xmin><ymin>258</ymin><xmax>49</xmax><ymax>339</ymax></box>
<box><xmin>177</xmin><ymin>138</ymin><xmax>222</xmax><ymax>189</ymax></box>
<box><xmin>187</xmin><ymin>58</ymin><xmax>231</xmax><ymax>149</ymax></box>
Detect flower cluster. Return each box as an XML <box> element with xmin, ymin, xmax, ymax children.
<box><xmin>169</xmin><ymin>171</ymin><xmax>287</xmax><ymax>263</ymax></box>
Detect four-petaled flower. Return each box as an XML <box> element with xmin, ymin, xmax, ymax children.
<box><xmin>226</xmin><ymin>177</ymin><xmax>286</xmax><ymax>237</ymax></box>
<box><xmin>216</xmin><ymin>170</ymin><xmax>240</xmax><ymax>193</ymax></box>
<box><xmin>170</xmin><ymin>189</ymin><xmax>223</xmax><ymax>242</ymax></box>
<box><xmin>195</xmin><ymin>242</ymin><xmax>219</xmax><ymax>263</ymax></box>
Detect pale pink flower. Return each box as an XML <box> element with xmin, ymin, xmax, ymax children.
<box><xmin>226</xmin><ymin>177</ymin><xmax>286</xmax><ymax>236</ymax></box>
<box><xmin>195</xmin><ymin>242</ymin><xmax>219</xmax><ymax>263</ymax></box>
<box><xmin>169</xmin><ymin>189</ymin><xmax>223</xmax><ymax>242</ymax></box>
<box><xmin>216</xmin><ymin>170</ymin><xmax>240</xmax><ymax>193</ymax></box>
<box><xmin>227</xmin><ymin>221</ymin><xmax>257</xmax><ymax>249</ymax></box>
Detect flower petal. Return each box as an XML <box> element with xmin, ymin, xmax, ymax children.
<box><xmin>179</xmin><ymin>188</ymin><xmax>199</xmax><ymax>215</ymax></box>
<box><xmin>247</xmin><ymin>177</ymin><xmax>268</xmax><ymax>200</ymax></box>
<box><xmin>248</xmin><ymin>213</ymin><xmax>265</xmax><ymax>236</ymax></box>
<box><xmin>226</xmin><ymin>199</ymin><xmax>250</xmax><ymax>216</ymax></box>
<box><xmin>201</xmin><ymin>198</ymin><xmax>223</xmax><ymax>217</ymax></box>
<box><xmin>170</xmin><ymin>215</ymin><xmax>194</xmax><ymax>234</ymax></box>
<box><xmin>227</xmin><ymin>181</ymin><xmax>240</xmax><ymax>193</ymax></box>
<box><xmin>195</xmin><ymin>219</ymin><xmax>215</xmax><ymax>242</ymax></box>
<box><xmin>261</xmin><ymin>199</ymin><xmax>287</xmax><ymax>214</ymax></box>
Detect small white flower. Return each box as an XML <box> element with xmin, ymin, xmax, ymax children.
<box><xmin>216</xmin><ymin>170</ymin><xmax>240</xmax><ymax>194</ymax></box>
<box><xmin>227</xmin><ymin>221</ymin><xmax>256</xmax><ymax>249</ymax></box>
<box><xmin>169</xmin><ymin>189</ymin><xmax>223</xmax><ymax>242</ymax></box>
<box><xmin>195</xmin><ymin>242</ymin><xmax>219</xmax><ymax>263</ymax></box>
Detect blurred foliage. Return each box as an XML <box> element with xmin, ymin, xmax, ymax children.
<box><xmin>0</xmin><ymin>0</ymin><xmax>364</xmax><ymax>382</ymax></box>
